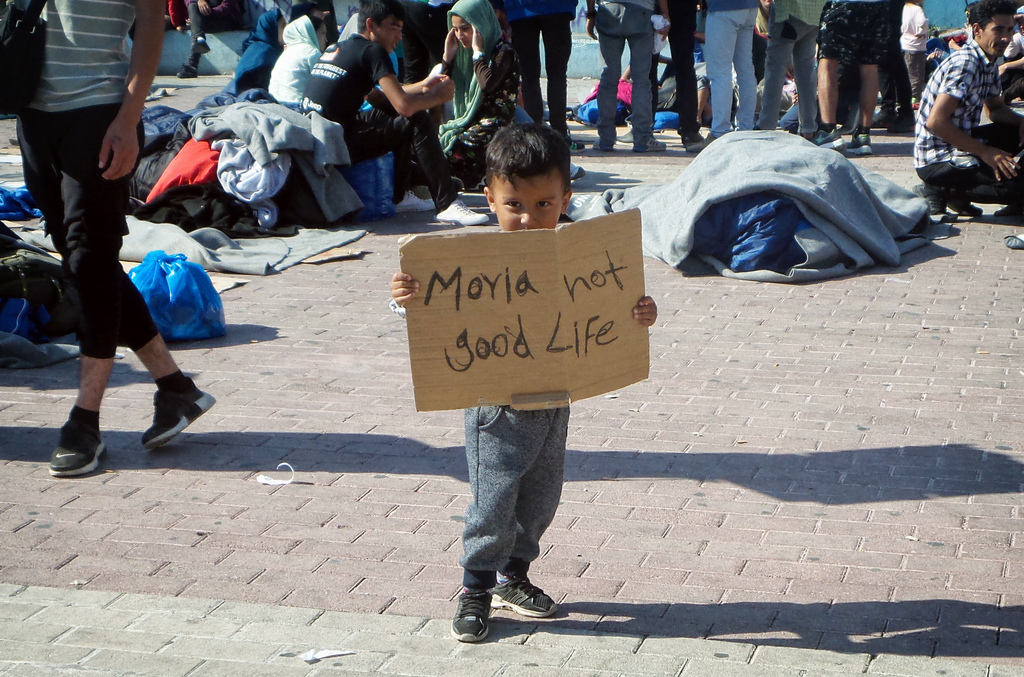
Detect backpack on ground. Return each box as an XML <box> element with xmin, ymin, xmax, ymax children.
<box><xmin>0</xmin><ymin>223</ymin><xmax>80</xmax><ymax>339</ymax></box>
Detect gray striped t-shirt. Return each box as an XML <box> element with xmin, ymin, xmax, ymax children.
<box><xmin>25</xmin><ymin>0</ymin><xmax>135</xmax><ymax>112</ymax></box>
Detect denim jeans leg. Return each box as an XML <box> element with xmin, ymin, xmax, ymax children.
<box><xmin>732</xmin><ymin>8</ymin><xmax>758</xmax><ymax>131</ymax></box>
<box><xmin>704</xmin><ymin>10</ymin><xmax>739</xmax><ymax>137</ymax></box>
<box><xmin>597</xmin><ymin>31</ymin><xmax>626</xmax><ymax>146</ymax></box>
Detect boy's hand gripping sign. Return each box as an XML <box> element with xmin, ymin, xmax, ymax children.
<box><xmin>399</xmin><ymin>210</ymin><xmax>650</xmax><ymax>411</ymax></box>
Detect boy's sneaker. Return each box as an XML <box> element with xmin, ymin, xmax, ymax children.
<box><xmin>50</xmin><ymin>420</ymin><xmax>104</xmax><ymax>477</ymax></box>
<box><xmin>142</xmin><ymin>387</ymin><xmax>216</xmax><ymax>450</ymax></box>
<box><xmin>394</xmin><ymin>191</ymin><xmax>434</xmax><ymax>212</ymax></box>
<box><xmin>451</xmin><ymin>590</ymin><xmax>491</xmax><ymax>642</ymax></box>
<box><xmin>846</xmin><ymin>128</ymin><xmax>872</xmax><ymax>156</ymax></box>
<box><xmin>194</xmin><ymin>36</ymin><xmax>211</xmax><ymax>54</ymax></box>
<box><xmin>436</xmin><ymin>200</ymin><xmax>489</xmax><ymax>226</ymax></box>
<box><xmin>633</xmin><ymin>137</ymin><xmax>667</xmax><ymax>153</ymax></box>
<box><xmin>811</xmin><ymin>127</ymin><xmax>845</xmax><ymax>151</ymax></box>
<box><xmin>681</xmin><ymin>131</ymin><xmax>708</xmax><ymax>153</ymax></box>
<box><xmin>491</xmin><ymin>577</ymin><xmax>557</xmax><ymax>618</ymax></box>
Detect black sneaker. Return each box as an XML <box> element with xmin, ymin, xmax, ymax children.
<box><xmin>177</xmin><ymin>64</ymin><xmax>197</xmax><ymax>79</ymax></box>
<box><xmin>491</xmin><ymin>577</ymin><xmax>557</xmax><ymax>618</ymax></box>
<box><xmin>50</xmin><ymin>420</ymin><xmax>104</xmax><ymax>477</ymax></box>
<box><xmin>913</xmin><ymin>183</ymin><xmax>947</xmax><ymax>216</ymax></box>
<box><xmin>947</xmin><ymin>197</ymin><xmax>983</xmax><ymax>217</ymax></box>
<box><xmin>142</xmin><ymin>387</ymin><xmax>215</xmax><ymax>450</ymax></box>
<box><xmin>451</xmin><ymin>590</ymin><xmax>491</xmax><ymax>642</ymax></box>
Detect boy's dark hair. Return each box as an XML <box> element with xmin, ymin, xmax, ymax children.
<box><xmin>967</xmin><ymin>0</ymin><xmax>1015</xmax><ymax>27</ymax></box>
<box><xmin>358</xmin><ymin>0</ymin><xmax>405</xmax><ymax>29</ymax></box>
<box><xmin>485</xmin><ymin>123</ymin><xmax>571</xmax><ymax>192</ymax></box>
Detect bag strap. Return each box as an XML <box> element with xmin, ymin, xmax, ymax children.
<box><xmin>17</xmin><ymin>0</ymin><xmax>48</xmax><ymax>30</ymax></box>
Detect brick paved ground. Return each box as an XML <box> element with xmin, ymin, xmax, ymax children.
<box><xmin>1</xmin><ymin>76</ymin><xmax>1022</xmax><ymax>675</ymax></box>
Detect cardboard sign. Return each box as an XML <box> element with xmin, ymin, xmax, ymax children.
<box><xmin>399</xmin><ymin>210</ymin><xmax>649</xmax><ymax>412</ymax></box>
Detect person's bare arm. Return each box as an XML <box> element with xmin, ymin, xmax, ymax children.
<box><xmin>376</xmin><ymin>73</ymin><xmax>454</xmax><ymax>117</ymax></box>
<box><xmin>927</xmin><ymin>92</ymin><xmax>1021</xmax><ymax>180</ymax></box>
<box><xmin>99</xmin><ymin>0</ymin><xmax>163</xmax><ymax>179</ymax></box>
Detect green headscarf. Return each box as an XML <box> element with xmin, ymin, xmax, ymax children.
<box><xmin>438</xmin><ymin>0</ymin><xmax>502</xmax><ymax>153</ymax></box>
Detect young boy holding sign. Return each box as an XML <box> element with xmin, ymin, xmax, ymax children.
<box><xmin>391</xmin><ymin>123</ymin><xmax>657</xmax><ymax>642</ymax></box>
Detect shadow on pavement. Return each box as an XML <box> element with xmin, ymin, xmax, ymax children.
<box><xmin>486</xmin><ymin>598</ymin><xmax>1024</xmax><ymax>660</ymax></box>
<box><xmin>2</xmin><ymin>428</ymin><xmax>1021</xmax><ymax>505</ymax></box>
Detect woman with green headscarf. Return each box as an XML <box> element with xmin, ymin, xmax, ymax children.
<box><xmin>438</xmin><ymin>0</ymin><xmax>519</xmax><ymax>190</ymax></box>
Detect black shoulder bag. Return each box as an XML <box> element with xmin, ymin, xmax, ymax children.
<box><xmin>0</xmin><ymin>0</ymin><xmax>47</xmax><ymax>115</ymax></box>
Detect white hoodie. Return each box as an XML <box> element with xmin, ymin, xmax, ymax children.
<box><xmin>269</xmin><ymin>16</ymin><xmax>322</xmax><ymax>104</ymax></box>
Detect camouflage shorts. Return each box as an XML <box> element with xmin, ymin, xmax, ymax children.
<box><xmin>817</xmin><ymin>0</ymin><xmax>890</xmax><ymax>66</ymax></box>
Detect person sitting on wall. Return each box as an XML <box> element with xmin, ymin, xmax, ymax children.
<box><xmin>177</xmin><ymin>0</ymin><xmax>244</xmax><ymax>79</ymax></box>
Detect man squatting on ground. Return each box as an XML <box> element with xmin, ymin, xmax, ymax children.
<box><xmin>914</xmin><ymin>0</ymin><xmax>1024</xmax><ymax>218</ymax></box>
<box><xmin>18</xmin><ymin>0</ymin><xmax>214</xmax><ymax>477</ymax></box>
<box><xmin>301</xmin><ymin>0</ymin><xmax>489</xmax><ymax>226</ymax></box>
<box><xmin>390</xmin><ymin>123</ymin><xmax>659</xmax><ymax>642</ymax></box>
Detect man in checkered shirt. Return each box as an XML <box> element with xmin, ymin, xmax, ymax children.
<box><xmin>914</xmin><ymin>0</ymin><xmax>1024</xmax><ymax>218</ymax></box>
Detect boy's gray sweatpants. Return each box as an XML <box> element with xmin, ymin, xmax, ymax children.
<box><xmin>460</xmin><ymin>405</ymin><xmax>570</xmax><ymax>588</ymax></box>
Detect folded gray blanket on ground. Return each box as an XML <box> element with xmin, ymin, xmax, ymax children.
<box><xmin>19</xmin><ymin>220</ymin><xmax>366</xmax><ymax>276</ymax></box>
<box><xmin>0</xmin><ymin>331</ymin><xmax>78</xmax><ymax>369</ymax></box>
<box><xmin>190</xmin><ymin>102</ymin><xmax>362</xmax><ymax>224</ymax></box>
<box><xmin>568</xmin><ymin>131</ymin><xmax>933</xmax><ymax>282</ymax></box>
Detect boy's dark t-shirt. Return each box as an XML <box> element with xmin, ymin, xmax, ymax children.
<box><xmin>301</xmin><ymin>34</ymin><xmax>395</xmax><ymax>127</ymax></box>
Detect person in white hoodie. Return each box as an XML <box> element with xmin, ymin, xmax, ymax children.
<box><xmin>269</xmin><ymin>16</ymin><xmax>328</xmax><ymax>104</ymax></box>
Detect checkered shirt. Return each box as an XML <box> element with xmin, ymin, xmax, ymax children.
<box><xmin>914</xmin><ymin>40</ymin><xmax>1001</xmax><ymax>168</ymax></box>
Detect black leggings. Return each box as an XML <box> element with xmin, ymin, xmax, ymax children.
<box><xmin>18</xmin><ymin>104</ymin><xmax>158</xmax><ymax>358</ymax></box>
<box><xmin>510</xmin><ymin>13</ymin><xmax>573</xmax><ymax>136</ymax></box>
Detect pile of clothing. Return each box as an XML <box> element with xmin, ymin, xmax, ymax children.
<box><xmin>132</xmin><ymin>91</ymin><xmax>363</xmax><ymax>236</ymax></box>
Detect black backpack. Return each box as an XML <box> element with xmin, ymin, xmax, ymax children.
<box><xmin>0</xmin><ymin>223</ymin><xmax>79</xmax><ymax>337</ymax></box>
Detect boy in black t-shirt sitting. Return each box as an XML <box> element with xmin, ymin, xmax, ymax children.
<box><xmin>302</xmin><ymin>0</ymin><xmax>488</xmax><ymax>226</ymax></box>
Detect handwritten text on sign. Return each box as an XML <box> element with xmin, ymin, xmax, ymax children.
<box><xmin>399</xmin><ymin>210</ymin><xmax>649</xmax><ymax>412</ymax></box>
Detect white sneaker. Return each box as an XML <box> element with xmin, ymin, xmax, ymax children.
<box><xmin>436</xmin><ymin>200</ymin><xmax>489</xmax><ymax>226</ymax></box>
<box><xmin>570</xmin><ymin>163</ymin><xmax>585</xmax><ymax>181</ymax></box>
<box><xmin>394</xmin><ymin>191</ymin><xmax>435</xmax><ymax>213</ymax></box>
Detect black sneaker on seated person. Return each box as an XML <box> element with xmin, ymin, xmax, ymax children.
<box><xmin>142</xmin><ymin>387</ymin><xmax>216</xmax><ymax>450</ymax></box>
<box><xmin>491</xmin><ymin>576</ymin><xmax>557</xmax><ymax>618</ymax></box>
<box><xmin>451</xmin><ymin>590</ymin><xmax>491</xmax><ymax>642</ymax></box>
<box><xmin>947</xmin><ymin>196</ymin><xmax>983</xmax><ymax>217</ymax></box>
<box><xmin>912</xmin><ymin>183</ymin><xmax>947</xmax><ymax>216</ymax></box>
<box><xmin>50</xmin><ymin>420</ymin><xmax>104</xmax><ymax>477</ymax></box>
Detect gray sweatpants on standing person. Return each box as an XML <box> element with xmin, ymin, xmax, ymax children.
<box><xmin>460</xmin><ymin>405</ymin><xmax>570</xmax><ymax>591</ymax></box>
<box><xmin>756</xmin><ymin>16</ymin><xmax>819</xmax><ymax>134</ymax></box>
<box><xmin>596</xmin><ymin>1</ymin><xmax>656</xmax><ymax>149</ymax></box>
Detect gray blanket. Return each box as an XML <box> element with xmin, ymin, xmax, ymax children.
<box><xmin>189</xmin><ymin>102</ymin><xmax>362</xmax><ymax>224</ymax></box>
<box><xmin>568</xmin><ymin>131</ymin><xmax>933</xmax><ymax>282</ymax></box>
<box><xmin>19</xmin><ymin>220</ymin><xmax>367</xmax><ymax>276</ymax></box>
<box><xmin>0</xmin><ymin>331</ymin><xmax>78</xmax><ymax>369</ymax></box>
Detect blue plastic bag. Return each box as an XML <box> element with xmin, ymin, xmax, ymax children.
<box><xmin>340</xmin><ymin>152</ymin><xmax>396</xmax><ymax>223</ymax></box>
<box><xmin>128</xmin><ymin>251</ymin><xmax>226</xmax><ymax>342</ymax></box>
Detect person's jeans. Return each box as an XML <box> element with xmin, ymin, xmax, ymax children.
<box><xmin>596</xmin><ymin>1</ymin><xmax>655</xmax><ymax>147</ymax></box>
<box><xmin>18</xmin><ymin>104</ymin><xmax>158</xmax><ymax>358</ymax></box>
<box><xmin>344</xmin><ymin>107</ymin><xmax>457</xmax><ymax>211</ymax></box>
<box><xmin>704</xmin><ymin>7</ymin><xmax>758</xmax><ymax>138</ymax></box>
<box><xmin>187</xmin><ymin>2</ymin><xmax>239</xmax><ymax>55</ymax></box>
<box><xmin>757</xmin><ymin>15</ymin><xmax>817</xmax><ymax>134</ymax></box>
<box><xmin>511</xmin><ymin>13</ymin><xmax>573</xmax><ymax>137</ymax></box>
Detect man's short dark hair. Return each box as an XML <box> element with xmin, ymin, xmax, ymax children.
<box><xmin>968</xmin><ymin>0</ymin><xmax>1016</xmax><ymax>27</ymax></box>
<box><xmin>485</xmin><ymin>123</ymin><xmax>571</xmax><ymax>193</ymax></box>
<box><xmin>358</xmin><ymin>0</ymin><xmax>405</xmax><ymax>29</ymax></box>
